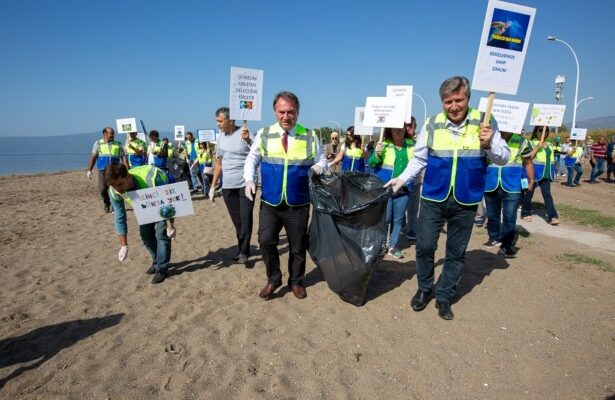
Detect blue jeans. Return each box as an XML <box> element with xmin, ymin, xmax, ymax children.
<box><xmin>190</xmin><ymin>164</ymin><xmax>202</xmax><ymax>190</ymax></box>
<box><xmin>485</xmin><ymin>188</ymin><xmax>521</xmax><ymax>249</ymax></box>
<box><xmin>415</xmin><ymin>196</ymin><xmax>477</xmax><ymax>302</ymax></box>
<box><xmin>386</xmin><ymin>191</ymin><xmax>410</xmax><ymax>249</ymax></box>
<box><xmin>566</xmin><ymin>164</ymin><xmax>583</xmax><ymax>186</ymax></box>
<box><xmin>139</xmin><ymin>220</ymin><xmax>172</xmax><ymax>272</ymax></box>
<box><xmin>590</xmin><ymin>158</ymin><xmax>606</xmax><ymax>182</ymax></box>
<box><xmin>521</xmin><ymin>179</ymin><xmax>559</xmax><ymax>221</ymax></box>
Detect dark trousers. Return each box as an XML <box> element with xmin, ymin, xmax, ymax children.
<box><xmin>485</xmin><ymin>188</ymin><xmax>521</xmax><ymax>249</ymax></box>
<box><xmin>139</xmin><ymin>220</ymin><xmax>172</xmax><ymax>271</ymax></box>
<box><xmin>97</xmin><ymin>169</ymin><xmax>110</xmax><ymax>206</ymax></box>
<box><xmin>520</xmin><ymin>179</ymin><xmax>558</xmax><ymax>220</ymax></box>
<box><xmin>222</xmin><ymin>187</ymin><xmax>255</xmax><ymax>256</ymax></box>
<box><xmin>566</xmin><ymin>164</ymin><xmax>583</xmax><ymax>186</ymax></box>
<box><xmin>258</xmin><ymin>203</ymin><xmax>310</xmax><ymax>286</ymax></box>
<box><xmin>415</xmin><ymin>196</ymin><xmax>477</xmax><ymax>302</ymax></box>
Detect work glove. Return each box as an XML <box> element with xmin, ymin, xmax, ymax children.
<box><xmin>87</xmin><ymin>170</ymin><xmax>92</xmax><ymax>180</ymax></box>
<box><xmin>118</xmin><ymin>245</ymin><xmax>128</xmax><ymax>262</ymax></box>
<box><xmin>310</xmin><ymin>165</ymin><xmax>324</xmax><ymax>176</ymax></box>
<box><xmin>208</xmin><ymin>187</ymin><xmax>216</xmax><ymax>202</ymax></box>
<box><xmin>245</xmin><ymin>181</ymin><xmax>256</xmax><ymax>201</ymax></box>
<box><xmin>383</xmin><ymin>178</ymin><xmax>404</xmax><ymax>193</ymax></box>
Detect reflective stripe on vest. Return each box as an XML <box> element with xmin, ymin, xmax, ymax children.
<box><xmin>125</xmin><ymin>138</ymin><xmax>146</xmax><ymax>167</ymax></box>
<box><xmin>564</xmin><ymin>147</ymin><xmax>583</xmax><ymax>167</ymax></box>
<box><xmin>531</xmin><ymin>139</ymin><xmax>555</xmax><ymax>181</ymax></box>
<box><xmin>259</xmin><ymin>123</ymin><xmax>315</xmax><ymax>206</ymax></box>
<box><xmin>421</xmin><ymin>109</ymin><xmax>487</xmax><ymax>205</ymax></box>
<box><xmin>153</xmin><ymin>140</ymin><xmax>167</xmax><ymax>168</ymax></box>
<box><xmin>184</xmin><ymin>141</ymin><xmax>197</xmax><ymax>160</ymax></box>
<box><xmin>373</xmin><ymin>139</ymin><xmax>414</xmax><ymax>183</ymax></box>
<box><xmin>96</xmin><ymin>139</ymin><xmax>122</xmax><ymax>170</ymax></box>
<box><xmin>485</xmin><ymin>133</ymin><xmax>525</xmax><ymax>193</ymax></box>
<box><xmin>341</xmin><ymin>145</ymin><xmax>365</xmax><ymax>172</ymax></box>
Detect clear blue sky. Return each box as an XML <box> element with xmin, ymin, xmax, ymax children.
<box><xmin>1</xmin><ymin>0</ymin><xmax>613</xmax><ymax>137</ymax></box>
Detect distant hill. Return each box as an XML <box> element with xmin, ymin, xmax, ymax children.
<box><xmin>0</xmin><ymin>131</ymin><xmax>174</xmax><ymax>155</ymax></box>
<box><xmin>575</xmin><ymin>116</ymin><xmax>615</xmax><ymax>130</ymax></box>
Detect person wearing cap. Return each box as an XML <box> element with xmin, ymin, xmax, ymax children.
<box><xmin>244</xmin><ymin>91</ymin><xmax>327</xmax><ymax>300</ymax></box>
<box><xmin>125</xmin><ymin>131</ymin><xmax>147</xmax><ymax>168</ymax></box>
<box><xmin>384</xmin><ymin>76</ymin><xmax>510</xmax><ymax>320</ymax></box>
<box><xmin>87</xmin><ymin>127</ymin><xmax>125</xmax><ymax>213</ymax></box>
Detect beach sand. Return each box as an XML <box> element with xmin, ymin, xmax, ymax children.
<box><xmin>1</xmin><ymin>170</ymin><xmax>614</xmax><ymax>399</ymax></box>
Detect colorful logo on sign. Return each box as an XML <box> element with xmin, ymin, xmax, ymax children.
<box><xmin>487</xmin><ymin>8</ymin><xmax>530</xmax><ymax>52</ymax></box>
<box><xmin>240</xmin><ymin>101</ymin><xmax>253</xmax><ymax>110</ymax></box>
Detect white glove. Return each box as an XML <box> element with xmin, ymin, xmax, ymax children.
<box><xmin>311</xmin><ymin>164</ymin><xmax>324</xmax><ymax>176</ymax></box>
<box><xmin>87</xmin><ymin>170</ymin><xmax>92</xmax><ymax>180</ymax></box>
<box><xmin>166</xmin><ymin>227</ymin><xmax>176</xmax><ymax>240</ymax></box>
<box><xmin>383</xmin><ymin>178</ymin><xmax>405</xmax><ymax>193</ymax></box>
<box><xmin>208</xmin><ymin>187</ymin><xmax>216</xmax><ymax>202</ymax></box>
<box><xmin>245</xmin><ymin>181</ymin><xmax>256</xmax><ymax>201</ymax></box>
<box><xmin>118</xmin><ymin>245</ymin><xmax>128</xmax><ymax>262</ymax></box>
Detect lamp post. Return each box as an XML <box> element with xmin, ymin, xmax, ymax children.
<box><xmin>576</xmin><ymin>96</ymin><xmax>594</xmax><ymax>109</ymax></box>
<box><xmin>413</xmin><ymin>92</ymin><xmax>427</xmax><ymax>125</ymax></box>
<box><xmin>547</xmin><ymin>36</ymin><xmax>580</xmax><ymax>131</ymax></box>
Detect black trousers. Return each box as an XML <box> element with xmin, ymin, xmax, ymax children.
<box><xmin>222</xmin><ymin>187</ymin><xmax>254</xmax><ymax>256</ymax></box>
<box><xmin>258</xmin><ymin>202</ymin><xmax>310</xmax><ymax>286</ymax></box>
<box><xmin>97</xmin><ymin>169</ymin><xmax>110</xmax><ymax>206</ymax></box>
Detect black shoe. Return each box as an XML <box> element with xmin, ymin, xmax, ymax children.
<box><xmin>483</xmin><ymin>238</ymin><xmax>500</xmax><ymax>249</ymax></box>
<box><xmin>237</xmin><ymin>254</ymin><xmax>248</xmax><ymax>263</ymax></box>
<box><xmin>435</xmin><ymin>300</ymin><xmax>454</xmax><ymax>320</ymax></box>
<box><xmin>410</xmin><ymin>289</ymin><xmax>433</xmax><ymax>311</ymax></box>
<box><xmin>499</xmin><ymin>246</ymin><xmax>517</xmax><ymax>258</ymax></box>
<box><xmin>104</xmin><ymin>204</ymin><xmax>111</xmax><ymax>213</ymax></box>
<box><xmin>232</xmin><ymin>254</ymin><xmax>240</xmax><ymax>261</ymax></box>
<box><xmin>151</xmin><ymin>270</ymin><xmax>168</xmax><ymax>284</ymax></box>
<box><xmin>145</xmin><ymin>263</ymin><xmax>157</xmax><ymax>274</ymax></box>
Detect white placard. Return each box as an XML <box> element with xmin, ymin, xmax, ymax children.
<box><xmin>116</xmin><ymin>117</ymin><xmax>137</xmax><ymax>134</ymax></box>
<box><xmin>386</xmin><ymin>85</ymin><xmax>413</xmax><ymax>123</ymax></box>
<box><xmin>197</xmin><ymin>129</ymin><xmax>216</xmax><ymax>143</ymax></box>
<box><xmin>570</xmin><ymin>128</ymin><xmax>587</xmax><ymax>141</ymax></box>
<box><xmin>478</xmin><ymin>97</ymin><xmax>529</xmax><ymax>133</ymax></box>
<box><xmin>362</xmin><ymin>97</ymin><xmax>407</xmax><ymax>128</ymax></box>
<box><xmin>174</xmin><ymin>125</ymin><xmax>185</xmax><ymax>141</ymax></box>
<box><xmin>529</xmin><ymin>104</ymin><xmax>566</xmax><ymax>127</ymax></box>
<box><xmin>230</xmin><ymin>66</ymin><xmax>264</xmax><ymax>121</ymax></box>
<box><xmin>128</xmin><ymin>181</ymin><xmax>194</xmax><ymax>225</ymax></box>
<box><xmin>354</xmin><ymin>107</ymin><xmax>373</xmax><ymax>136</ymax></box>
<box><xmin>472</xmin><ymin>0</ymin><xmax>536</xmax><ymax>95</ymax></box>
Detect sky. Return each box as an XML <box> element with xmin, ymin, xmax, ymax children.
<box><xmin>1</xmin><ymin>0</ymin><xmax>614</xmax><ymax>137</ymax></box>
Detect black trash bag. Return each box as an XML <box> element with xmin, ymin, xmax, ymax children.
<box><xmin>166</xmin><ymin>156</ymin><xmax>189</xmax><ymax>182</ymax></box>
<box><xmin>308</xmin><ymin>171</ymin><xmax>391</xmax><ymax>306</ymax></box>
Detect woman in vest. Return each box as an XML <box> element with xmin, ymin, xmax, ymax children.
<box><xmin>520</xmin><ymin>126</ymin><xmax>559</xmax><ymax>225</ymax></box>
<box><xmin>329</xmin><ymin>126</ymin><xmax>366</xmax><ymax>173</ymax></box>
<box><xmin>190</xmin><ymin>141</ymin><xmax>213</xmax><ymax>195</ymax></box>
<box><xmin>368</xmin><ymin>127</ymin><xmax>414</xmax><ymax>259</ymax></box>
<box><xmin>564</xmin><ymin>144</ymin><xmax>584</xmax><ymax>187</ymax></box>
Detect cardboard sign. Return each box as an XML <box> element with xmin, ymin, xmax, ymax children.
<box><xmin>174</xmin><ymin>125</ymin><xmax>185</xmax><ymax>141</ymax></box>
<box><xmin>230</xmin><ymin>66</ymin><xmax>264</xmax><ymax>121</ymax></box>
<box><xmin>570</xmin><ymin>128</ymin><xmax>587</xmax><ymax>141</ymax></box>
<box><xmin>128</xmin><ymin>181</ymin><xmax>194</xmax><ymax>225</ymax></box>
<box><xmin>478</xmin><ymin>97</ymin><xmax>529</xmax><ymax>133</ymax></box>
<box><xmin>354</xmin><ymin>107</ymin><xmax>373</xmax><ymax>136</ymax></box>
<box><xmin>472</xmin><ymin>0</ymin><xmax>536</xmax><ymax>95</ymax></box>
<box><xmin>197</xmin><ymin>129</ymin><xmax>217</xmax><ymax>143</ymax></box>
<box><xmin>363</xmin><ymin>97</ymin><xmax>406</xmax><ymax>128</ymax></box>
<box><xmin>386</xmin><ymin>85</ymin><xmax>413</xmax><ymax>123</ymax></box>
<box><xmin>529</xmin><ymin>104</ymin><xmax>566</xmax><ymax>127</ymax></box>
<box><xmin>116</xmin><ymin>117</ymin><xmax>137</xmax><ymax>134</ymax></box>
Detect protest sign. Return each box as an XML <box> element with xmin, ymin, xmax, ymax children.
<box><xmin>472</xmin><ymin>0</ymin><xmax>536</xmax><ymax>96</ymax></box>
<box><xmin>354</xmin><ymin>107</ymin><xmax>373</xmax><ymax>136</ymax></box>
<box><xmin>386</xmin><ymin>85</ymin><xmax>413</xmax><ymax>123</ymax></box>
<box><xmin>478</xmin><ymin>97</ymin><xmax>529</xmax><ymax>133</ymax></box>
<box><xmin>116</xmin><ymin>117</ymin><xmax>137</xmax><ymax>134</ymax></box>
<box><xmin>197</xmin><ymin>129</ymin><xmax>217</xmax><ymax>143</ymax></box>
<box><xmin>529</xmin><ymin>104</ymin><xmax>566</xmax><ymax>127</ymax></box>
<box><xmin>174</xmin><ymin>125</ymin><xmax>185</xmax><ymax>141</ymax></box>
<box><xmin>230</xmin><ymin>67</ymin><xmax>264</xmax><ymax>122</ymax></box>
<box><xmin>570</xmin><ymin>128</ymin><xmax>587</xmax><ymax>141</ymax></box>
<box><xmin>363</xmin><ymin>97</ymin><xmax>406</xmax><ymax>129</ymax></box>
<box><xmin>128</xmin><ymin>181</ymin><xmax>194</xmax><ymax>225</ymax></box>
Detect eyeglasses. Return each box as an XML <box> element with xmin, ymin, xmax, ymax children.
<box><xmin>331</xmin><ymin>137</ymin><xmax>338</xmax><ymax>140</ymax></box>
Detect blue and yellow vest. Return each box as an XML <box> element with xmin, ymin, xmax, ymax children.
<box><xmin>341</xmin><ymin>144</ymin><xmax>366</xmax><ymax>172</ymax></box>
<box><xmin>485</xmin><ymin>133</ymin><xmax>526</xmax><ymax>193</ymax></box>
<box><xmin>152</xmin><ymin>140</ymin><xmax>168</xmax><ymax>168</ymax></box>
<box><xmin>109</xmin><ymin>165</ymin><xmax>169</xmax><ymax>202</ymax></box>
<box><xmin>197</xmin><ymin>150</ymin><xmax>212</xmax><ymax>174</ymax></box>
<box><xmin>531</xmin><ymin>139</ymin><xmax>555</xmax><ymax>181</ymax></box>
<box><xmin>422</xmin><ymin>108</ymin><xmax>488</xmax><ymax>205</ymax></box>
<box><xmin>564</xmin><ymin>146</ymin><xmax>583</xmax><ymax>167</ymax></box>
<box><xmin>259</xmin><ymin>123</ymin><xmax>316</xmax><ymax>206</ymax></box>
<box><xmin>125</xmin><ymin>138</ymin><xmax>147</xmax><ymax>168</ymax></box>
<box><xmin>184</xmin><ymin>140</ymin><xmax>198</xmax><ymax>161</ymax></box>
<box><xmin>96</xmin><ymin>139</ymin><xmax>122</xmax><ymax>170</ymax></box>
<box><xmin>373</xmin><ymin>139</ymin><xmax>414</xmax><ymax>183</ymax></box>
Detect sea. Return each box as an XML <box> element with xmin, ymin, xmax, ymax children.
<box><xmin>0</xmin><ymin>153</ymin><xmax>90</xmax><ymax>176</ymax></box>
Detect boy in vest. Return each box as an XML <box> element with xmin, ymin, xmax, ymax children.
<box><xmin>87</xmin><ymin>127</ymin><xmax>125</xmax><ymax>213</ymax></box>
<box><xmin>385</xmin><ymin>76</ymin><xmax>510</xmax><ymax>320</ymax></box>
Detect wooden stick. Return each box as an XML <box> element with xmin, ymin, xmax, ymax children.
<box><xmin>539</xmin><ymin>125</ymin><xmax>547</xmax><ymax>143</ymax></box>
<box><xmin>482</xmin><ymin>92</ymin><xmax>496</xmax><ymax>125</ymax></box>
<box><xmin>378</xmin><ymin>127</ymin><xmax>385</xmax><ymax>143</ymax></box>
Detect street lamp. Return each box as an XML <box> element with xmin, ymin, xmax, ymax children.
<box><xmin>413</xmin><ymin>92</ymin><xmax>427</xmax><ymax>125</ymax></box>
<box><xmin>576</xmin><ymin>96</ymin><xmax>594</xmax><ymax>109</ymax></box>
<box><xmin>547</xmin><ymin>36</ymin><xmax>580</xmax><ymax>130</ymax></box>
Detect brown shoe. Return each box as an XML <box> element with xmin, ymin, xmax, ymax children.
<box><xmin>521</xmin><ymin>216</ymin><xmax>532</xmax><ymax>222</ymax></box>
<box><xmin>550</xmin><ymin>218</ymin><xmax>560</xmax><ymax>226</ymax></box>
<box><xmin>291</xmin><ymin>284</ymin><xmax>307</xmax><ymax>299</ymax></box>
<box><xmin>259</xmin><ymin>283</ymin><xmax>280</xmax><ymax>300</ymax></box>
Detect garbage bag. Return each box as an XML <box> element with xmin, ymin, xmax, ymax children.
<box><xmin>166</xmin><ymin>156</ymin><xmax>189</xmax><ymax>183</ymax></box>
<box><xmin>308</xmin><ymin>171</ymin><xmax>391</xmax><ymax>306</ymax></box>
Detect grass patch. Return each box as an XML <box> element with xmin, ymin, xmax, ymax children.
<box><xmin>531</xmin><ymin>201</ymin><xmax>615</xmax><ymax>230</ymax></box>
<box><xmin>556</xmin><ymin>253</ymin><xmax>614</xmax><ymax>273</ymax></box>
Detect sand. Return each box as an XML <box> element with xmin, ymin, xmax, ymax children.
<box><xmin>1</xmin><ymin>169</ymin><xmax>614</xmax><ymax>400</ymax></box>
